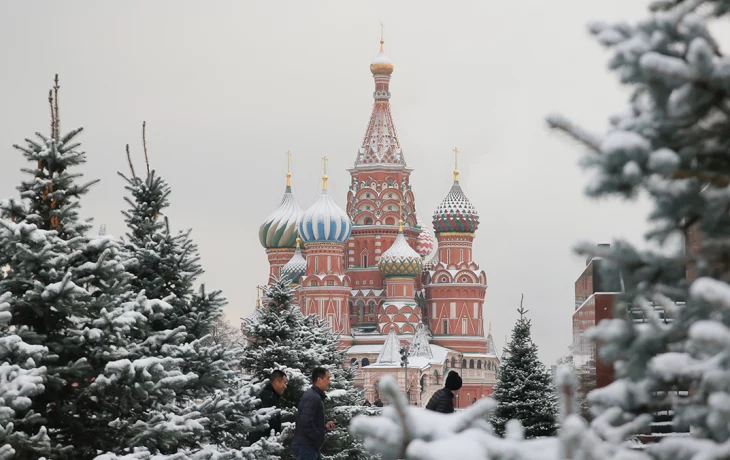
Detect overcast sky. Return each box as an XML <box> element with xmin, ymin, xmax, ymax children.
<box><xmin>0</xmin><ymin>1</ymin><xmax>654</xmax><ymax>364</ymax></box>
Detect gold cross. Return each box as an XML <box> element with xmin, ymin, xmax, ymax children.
<box><xmin>453</xmin><ymin>147</ymin><xmax>459</xmax><ymax>170</ymax></box>
<box><xmin>380</xmin><ymin>22</ymin><xmax>384</xmax><ymax>41</ymax></box>
<box><xmin>286</xmin><ymin>150</ymin><xmax>291</xmax><ymax>173</ymax></box>
<box><xmin>322</xmin><ymin>156</ymin><xmax>328</xmax><ymax>175</ymax></box>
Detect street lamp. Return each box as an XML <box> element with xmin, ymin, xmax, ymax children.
<box><xmin>400</xmin><ymin>345</ymin><xmax>409</xmax><ymax>402</ymax></box>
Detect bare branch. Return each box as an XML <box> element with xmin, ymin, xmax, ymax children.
<box><xmin>126</xmin><ymin>144</ymin><xmax>137</xmax><ymax>180</ymax></box>
<box><xmin>142</xmin><ymin>121</ymin><xmax>151</xmax><ymax>177</ymax></box>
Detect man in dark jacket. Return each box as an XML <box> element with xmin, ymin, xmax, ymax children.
<box><xmin>291</xmin><ymin>367</ymin><xmax>336</xmax><ymax>460</ymax></box>
<box><xmin>425</xmin><ymin>370</ymin><xmax>462</xmax><ymax>413</ymax></box>
<box><xmin>249</xmin><ymin>370</ymin><xmax>288</xmax><ymax>444</ymax></box>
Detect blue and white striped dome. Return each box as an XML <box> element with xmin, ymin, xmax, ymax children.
<box><xmin>299</xmin><ymin>185</ymin><xmax>352</xmax><ymax>244</ymax></box>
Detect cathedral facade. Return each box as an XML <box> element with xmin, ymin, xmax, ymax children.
<box><xmin>255</xmin><ymin>39</ymin><xmax>499</xmax><ymax>407</ymax></box>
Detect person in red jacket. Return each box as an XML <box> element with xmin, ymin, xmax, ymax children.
<box><xmin>425</xmin><ymin>371</ymin><xmax>462</xmax><ymax>413</ymax></box>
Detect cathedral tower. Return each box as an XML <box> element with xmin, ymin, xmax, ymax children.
<box><xmin>297</xmin><ymin>159</ymin><xmax>353</xmax><ymax>342</ymax></box>
<box><xmin>346</xmin><ymin>37</ymin><xmax>423</xmax><ymax>330</ymax></box>
<box><xmin>259</xmin><ymin>153</ymin><xmax>303</xmax><ymax>280</ymax></box>
<box><xmin>424</xmin><ymin>151</ymin><xmax>488</xmax><ymax>353</ymax></box>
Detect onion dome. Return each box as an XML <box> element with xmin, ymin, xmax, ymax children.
<box><xmin>416</xmin><ymin>218</ymin><xmax>435</xmax><ymax>257</ymax></box>
<box><xmin>370</xmin><ymin>40</ymin><xmax>394</xmax><ymax>75</ymax></box>
<box><xmin>299</xmin><ymin>169</ymin><xmax>352</xmax><ymax>244</ymax></box>
<box><xmin>432</xmin><ymin>166</ymin><xmax>479</xmax><ymax>234</ymax></box>
<box><xmin>379</xmin><ymin>220</ymin><xmax>423</xmax><ymax>278</ymax></box>
<box><xmin>259</xmin><ymin>170</ymin><xmax>303</xmax><ymax>249</ymax></box>
<box><xmin>280</xmin><ymin>238</ymin><xmax>307</xmax><ymax>285</ymax></box>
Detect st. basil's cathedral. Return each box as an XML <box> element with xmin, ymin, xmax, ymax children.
<box><xmin>253</xmin><ymin>38</ymin><xmax>500</xmax><ymax>407</ymax></box>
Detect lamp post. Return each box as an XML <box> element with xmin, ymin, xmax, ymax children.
<box><xmin>400</xmin><ymin>345</ymin><xmax>409</xmax><ymax>402</ymax></box>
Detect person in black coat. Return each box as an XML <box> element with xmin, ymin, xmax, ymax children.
<box><xmin>291</xmin><ymin>367</ymin><xmax>336</xmax><ymax>460</ymax></box>
<box><xmin>425</xmin><ymin>370</ymin><xmax>462</xmax><ymax>414</ymax></box>
<box><xmin>249</xmin><ymin>369</ymin><xmax>288</xmax><ymax>444</ymax></box>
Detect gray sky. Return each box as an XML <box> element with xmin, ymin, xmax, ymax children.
<box><xmin>0</xmin><ymin>1</ymin><xmax>652</xmax><ymax>364</ymax></box>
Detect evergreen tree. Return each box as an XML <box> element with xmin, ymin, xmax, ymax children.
<box><xmin>546</xmin><ymin>0</ymin><xmax>730</xmax><ymax>457</ymax></box>
<box><xmin>105</xmin><ymin>125</ymin><xmax>278</xmax><ymax>457</ymax></box>
<box><xmin>490</xmin><ymin>296</ymin><xmax>557</xmax><ymax>438</ymax></box>
<box><xmin>0</xmin><ymin>76</ymin><xmax>140</xmax><ymax>458</ymax></box>
<box><xmin>241</xmin><ymin>279</ymin><xmax>372</xmax><ymax>460</ymax></box>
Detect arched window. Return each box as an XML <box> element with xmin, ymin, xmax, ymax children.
<box><xmin>356</xmin><ymin>300</ymin><xmax>365</xmax><ymax>321</ymax></box>
<box><xmin>361</xmin><ymin>358</ymin><xmax>370</xmax><ymax>367</ymax></box>
<box><xmin>469</xmin><ymin>359</ymin><xmax>474</xmax><ymax>369</ymax></box>
<box><xmin>433</xmin><ymin>370</ymin><xmax>440</xmax><ymax>385</ymax></box>
<box><xmin>361</xmin><ymin>250</ymin><xmax>369</xmax><ymax>267</ymax></box>
<box><xmin>385</xmin><ymin>217</ymin><xmax>395</xmax><ymax>225</ymax></box>
<box><xmin>462</xmin><ymin>359</ymin><xmax>467</xmax><ymax>368</ymax></box>
<box><xmin>364</xmin><ymin>217</ymin><xmax>373</xmax><ymax>225</ymax></box>
<box><xmin>450</xmin><ymin>357</ymin><xmax>456</xmax><ymax>368</ymax></box>
<box><xmin>477</xmin><ymin>360</ymin><xmax>482</xmax><ymax>369</ymax></box>
<box><xmin>349</xmin><ymin>300</ymin><xmax>355</xmax><ymax>315</ymax></box>
<box><xmin>368</xmin><ymin>300</ymin><xmax>377</xmax><ymax>314</ymax></box>
<box><xmin>350</xmin><ymin>357</ymin><xmax>357</xmax><ymax>366</ymax></box>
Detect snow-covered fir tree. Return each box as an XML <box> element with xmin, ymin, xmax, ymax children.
<box><xmin>241</xmin><ymin>279</ymin><xmax>372</xmax><ymax>460</ymax></box>
<box><xmin>105</xmin><ymin>125</ymin><xmax>279</xmax><ymax>458</ymax></box>
<box><xmin>0</xmin><ymin>77</ymin><xmax>141</xmax><ymax>458</ymax></box>
<box><xmin>490</xmin><ymin>297</ymin><xmax>557</xmax><ymax>438</ymax></box>
<box><xmin>545</xmin><ymin>0</ymin><xmax>730</xmax><ymax>458</ymax></box>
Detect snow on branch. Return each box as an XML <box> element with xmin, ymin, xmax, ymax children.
<box><xmin>690</xmin><ymin>277</ymin><xmax>730</xmax><ymax>309</ymax></box>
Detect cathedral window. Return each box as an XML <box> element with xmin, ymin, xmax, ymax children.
<box><xmin>362</xmin><ymin>253</ymin><xmax>368</xmax><ymax>267</ymax></box>
<box><xmin>462</xmin><ymin>359</ymin><xmax>467</xmax><ymax>368</ymax></box>
<box><xmin>450</xmin><ymin>357</ymin><xmax>456</xmax><ymax>368</ymax></box>
<box><xmin>361</xmin><ymin>358</ymin><xmax>370</xmax><ymax>367</ymax></box>
<box><xmin>364</xmin><ymin>217</ymin><xmax>373</xmax><ymax>225</ymax></box>
<box><xmin>443</xmin><ymin>319</ymin><xmax>448</xmax><ymax>334</ymax></box>
<box><xmin>469</xmin><ymin>359</ymin><xmax>474</xmax><ymax>369</ymax></box>
<box><xmin>368</xmin><ymin>300</ymin><xmax>376</xmax><ymax>314</ymax></box>
<box><xmin>477</xmin><ymin>360</ymin><xmax>482</xmax><ymax>369</ymax></box>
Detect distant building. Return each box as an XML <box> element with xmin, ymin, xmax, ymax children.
<box><xmin>572</xmin><ymin>244</ymin><xmax>689</xmax><ymax>442</ymax></box>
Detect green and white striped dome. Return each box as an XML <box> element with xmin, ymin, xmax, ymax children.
<box><xmin>259</xmin><ymin>184</ymin><xmax>303</xmax><ymax>249</ymax></box>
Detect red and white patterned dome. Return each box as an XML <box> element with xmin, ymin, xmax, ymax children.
<box><xmin>416</xmin><ymin>218</ymin><xmax>435</xmax><ymax>257</ymax></box>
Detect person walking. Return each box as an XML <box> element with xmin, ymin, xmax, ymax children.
<box><xmin>425</xmin><ymin>370</ymin><xmax>462</xmax><ymax>414</ymax></box>
<box><xmin>291</xmin><ymin>367</ymin><xmax>336</xmax><ymax>460</ymax></box>
<box><xmin>249</xmin><ymin>369</ymin><xmax>288</xmax><ymax>444</ymax></box>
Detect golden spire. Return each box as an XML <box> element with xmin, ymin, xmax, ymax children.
<box><xmin>453</xmin><ymin>147</ymin><xmax>460</xmax><ymax>182</ymax></box>
<box><xmin>296</xmin><ymin>237</ymin><xmax>301</xmax><ymax>249</ymax></box>
<box><xmin>398</xmin><ymin>201</ymin><xmax>403</xmax><ymax>232</ymax></box>
<box><xmin>380</xmin><ymin>22</ymin><xmax>385</xmax><ymax>51</ymax></box>
<box><xmin>322</xmin><ymin>156</ymin><xmax>328</xmax><ymax>190</ymax></box>
<box><xmin>286</xmin><ymin>150</ymin><xmax>292</xmax><ymax>187</ymax></box>
<box><xmin>255</xmin><ymin>286</ymin><xmax>261</xmax><ymax>307</ymax></box>
<box><xmin>489</xmin><ymin>320</ymin><xmax>492</xmax><ymax>334</ymax></box>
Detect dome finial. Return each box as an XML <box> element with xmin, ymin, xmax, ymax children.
<box><xmin>321</xmin><ymin>155</ymin><xmax>328</xmax><ymax>190</ymax></box>
<box><xmin>255</xmin><ymin>286</ymin><xmax>261</xmax><ymax>307</ymax></box>
<box><xmin>286</xmin><ymin>150</ymin><xmax>292</xmax><ymax>188</ymax></box>
<box><xmin>296</xmin><ymin>236</ymin><xmax>301</xmax><ymax>249</ymax></box>
<box><xmin>370</xmin><ymin>24</ymin><xmax>394</xmax><ymax>75</ymax></box>
<box><xmin>452</xmin><ymin>147</ymin><xmax>460</xmax><ymax>182</ymax></box>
